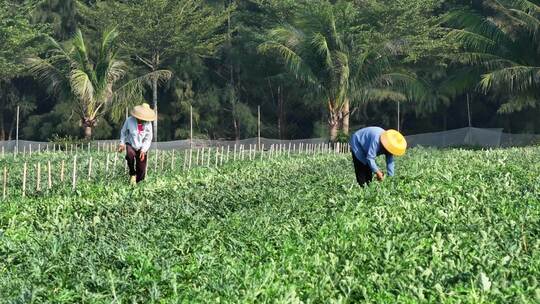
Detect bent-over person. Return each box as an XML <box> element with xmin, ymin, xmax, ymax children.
<box><xmin>118</xmin><ymin>103</ymin><xmax>155</xmax><ymax>184</ymax></box>
<box><xmin>349</xmin><ymin>127</ymin><xmax>407</xmax><ymax>187</ymax></box>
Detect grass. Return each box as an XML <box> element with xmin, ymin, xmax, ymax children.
<box><xmin>0</xmin><ymin>147</ymin><xmax>539</xmax><ymax>303</ymax></box>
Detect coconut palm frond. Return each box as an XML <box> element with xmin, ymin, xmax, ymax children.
<box><xmin>480</xmin><ymin>65</ymin><xmax>540</xmax><ymax>93</ymax></box>
<box><xmin>26</xmin><ymin>57</ymin><xmax>68</xmax><ymax>95</ymax></box>
<box><xmin>70</xmin><ymin>68</ymin><xmax>95</xmax><ymax>104</ymax></box>
<box><xmin>452</xmin><ymin>52</ymin><xmax>517</xmax><ymax>69</ymax></box>
<box><xmin>312</xmin><ymin>32</ymin><xmax>333</xmax><ymax>69</ymax></box>
<box><xmin>498</xmin><ymin>94</ymin><xmax>538</xmax><ymax>113</ymax></box>
<box><xmin>447</xmin><ymin>29</ymin><xmax>498</xmax><ymax>53</ymax></box>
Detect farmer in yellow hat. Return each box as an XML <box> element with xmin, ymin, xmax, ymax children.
<box><xmin>349</xmin><ymin>127</ymin><xmax>407</xmax><ymax>186</ymax></box>
<box><xmin>118</xmin><ymin>103</ymin><xmax>156</xmax><ymax>184</ymax></box>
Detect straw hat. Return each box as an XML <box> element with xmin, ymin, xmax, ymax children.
<box><xmin>380</xmin><ymin>129</ymin><xmax>407</xmax><ymax>156</ymax></box>
<box><xmin>131</xmin><ymin>103</ymin><xmax>156</xmax><ymax>121</ymax></box>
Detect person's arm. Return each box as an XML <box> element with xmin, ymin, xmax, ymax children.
<box><xmin>365</xmin><ymin>140</ymin><xmax>381</xmax><ymax>174</ymax></box>
<box><xmin>141</xmin><ymin>123</ymin><xmax>153</xmax><ymax>153</ymax></box>
<box><xmin>118</xmin><ymin>118</ymin><xmax>129</xmax><ymax>152</ymax></box>
<box><xmin>386</xmin><ymin>154</ymin><xmax>395</xmax><ymax>177</ymax></box>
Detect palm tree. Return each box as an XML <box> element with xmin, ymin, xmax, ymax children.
<box><xmin>446</xmin><ymin>0</ymin><xmax>540</xmax><ymax>113</ymax></box>
<box><xmin>27</xmin><ymin>28</ymin><xmax>171</xmax><ymax>139</ymax></box>
<box><xmin>259</xmin><ymin>1</ymin><xmax>428</xmax><ymax>140</ymax></box>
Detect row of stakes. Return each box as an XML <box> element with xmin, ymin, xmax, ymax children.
<box><xmin>0</xmin><ymin>142</ymin><xmax>351</xmax><ymax>199</ymax></box>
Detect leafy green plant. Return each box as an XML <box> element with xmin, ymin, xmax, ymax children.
<box><xmin>0</xmin><ymin>147</ymin><xmax>539</xmax><ymax>302</ymax></box>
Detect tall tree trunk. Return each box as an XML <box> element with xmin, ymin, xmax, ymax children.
<box><xmin>329</xmin><ymin>121</ymin><xmax>339</xmax><ymax>142</ymax></box>
<box><xmin>152</xmin><ymin>76</ymin><xmax>158</xmax><ymax>141</ymax></box>
<box><xmin>342</xmin><ymin>99</ymin><xmax>350</xmax><ymax>135</ymax></box>
<box><xmin>233</xmin><ymin>118</ymin><xmax>240</xmax><ymax>141</ymax></box>
<box><xmin>84</xmin><ymin>126</ymin><xmax>92</xmax><ymax>139</ymax></box>
<box><xmin>328</xmin><ymin>99</ymin><xmax>339</xmax><ymax>142</ymax></box>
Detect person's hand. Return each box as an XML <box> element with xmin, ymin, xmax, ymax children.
<box><xmin>376</xmin><ymin>171</ymin><xmax>385</xmax><ymax>181</ymax></box>
<box><xmin>118</xmin><ymin>144</ymin><xmax>125</xmax><ymax>152</ymax></box>
<box><xmin>139</xmin><ymin>151</ymin><xmax>146</xmax><ymax>161</ymax></box>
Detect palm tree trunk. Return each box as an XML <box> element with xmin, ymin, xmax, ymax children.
<box><xmin>84</xmin><ymin>126</ymin><xmax>92</xmax><ymax>139</ymax></box>
<box><xmin>342</xmin><ymin>99</ymin><xmax>350</xmax><ymax>135</ymax></box>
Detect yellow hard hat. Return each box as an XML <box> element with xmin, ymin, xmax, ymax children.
<box><xmin>380</xmin><ymin>129</ymin><xmax>407</xmax><ymax>156</ymax></box>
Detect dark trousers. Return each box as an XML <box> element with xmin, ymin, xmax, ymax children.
<box><xmin>352</xmin><ymin>152</ymin><xmax>373</xmax><ymax>186</ymax></box>
<box><xmin>126</xmin><ymin>144</ymin><xmax>147</xmax><ymax>182</ymax></box>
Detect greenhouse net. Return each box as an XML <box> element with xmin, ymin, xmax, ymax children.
<box><xmin>0</xmin><ymin>127</ymin><xmax>539</xmax><ymax>153</ymax></box>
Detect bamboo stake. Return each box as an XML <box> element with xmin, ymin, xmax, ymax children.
<box><xmin>171</xmin><ymin>150</ymin><xmax>175</xmax><ymax>171</ymax></box>
<box><xmin>183</xmin><ymin>149</ymin><xmax>188</xmax><ymax>170</ymax></box>
<box><xmin>113</xmin><ymin>152</ymin><xmax>118</xmax><ymax>176</ymax></box>
<box><xmin>3</xmin><ymin>166</ymin><xmax>7</xmax><ymax>199</ymax></box>
<box><xmin>88</xmin><ymin>157</ymin><xmax>93</xmax><ymax>180</ymax></box>
<box><xmin>22</xmin><ymin>162</ymin><xmax>27</xmax><ymax>197</ymax></box>
<box><xmin>48</xmin><ymin>161</ymin><xmax>52</xmax><ymax>190</ymax></box>
<box><xmin>160</xmin><ymin>151</ymin><xmax>165</xmax><ymax>172</ymax></box>
<box><xmin>234</xmin><ymin>144</ymin><xmax>237</xmax><ymax>161</ymax></box>
<box><xmin>196</xmin><ymin>148</ymin><xmax>201</xmax><ymax>166</ymax></box>
<box><xmin>188</xmin><ymin>149</ymin><xmax>193</xmax><ymax>170</ymax></box>
<box><xmin>207</xmin><ymin>147</ymin><xmax>211</xmax><ymax>167</ymax></box>
<box><xmin>214</xmin><ymin>148</ymin><xmax>219</xmax><ymax>167</ymax></box>
<box><xmin>72</xmin><ymin>156</ymin><xmax>77</xmax><ymax>191</ymax></box>
<box><xmin>106</xmin><ymin>153</ymin><xmax>110</xmax><ymax>174</ymax></box>
<box><xmin>226</xmin><ymin>145</ymin><xmax>230</xmax><ymax>163</ymax></box>
<box><xmin>60</xmin><ymin>160</ymin><xmax>65</xmax><ymax>182</ymax></box>
<box><xmin>36</xmin><ymin>163</ymin><xmax>41</xmax><ymax>192</ymax></box>
<box><xmin>220</xmin><ymin>146</ymin><xmax>224</xmax><ymax>166</ymax></box>
<box><xmin>154</xmin><ymin>149</ymin><xmax>158</xmax><ymax>173</ymax></box>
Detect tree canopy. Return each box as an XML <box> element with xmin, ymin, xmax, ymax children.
<box><xmin>1</xmin><ymin>0</ymin><xmax>539</xmax><ymax>142</ymax></box>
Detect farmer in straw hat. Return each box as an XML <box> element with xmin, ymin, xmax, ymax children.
<box><xmin>118</xmin><ymin>103</ymin><xmax>156</xmax><ymax>184</ymax></box>
<box><xmin>349</xmin><ymin>127</ymin><xmax>407</xmax><ymax>186</ymax></box>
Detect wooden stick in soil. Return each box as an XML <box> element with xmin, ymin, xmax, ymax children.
<box><xmin>106</xmin><ymin>153</ymin><xmax>110</xmax><ymax>174</ymax></box>
<box><xmin>226</xmin><ymin>145</ymin><xmax>230</xmax><ymax>163</ymax></box>
<box><xmin>3</xmin><ymin>166</ymin><xmax>7</xmax><ymax>199</ymax></box>
<box><xmin>220</xmin><ymin>146</ymin><xmax>224</xmax><ymax>166</ymax></box>
<box><xmin>113</xmin><ymin>153</ymin><xmax>118</xmax><ymax>177</ymax></box>
<box><xmin>234</xmin><ymin>144</ymin><xmax>237</xmax><ymax>161</ymax></box>
<box><xmin>188</xmin><ymin>149</ymin><xmax>193</xmax><ymax>170</ymax></box>
<box><xmin>60</xmin><ymin>160</ymin><xmax>65</xmax><ymax>182</ymax></box>
<box><xmin>154</xmin><ymin>149</ymin><xmax>158</xmax><ymax>173</ymax></box>
<box><xmin>22</xmin><ymin>162</ymin><xmax>27</xmax><ymax>197</ymax></box>
<box><xmin>48</xmin><ymin>161</ymin><xmax>52</xmax><ymax>190</ymax></box>
<box><xmin>72</xmin><ymin>156</ymin><xmax>77</xmax><ymax>191</ymax></box>
<box><xmin>171</xmin><ymin>150</ymin><xmax>175</xmax><ymax>171</ymax></box>
<box><xmin>160</xmin><ymin>151</ymin><xmax>165</xmax><ymax>172</ymax></box>
<box><xmin>214</xmin><ymin>148</ymin><xmax>219</xmax><ymax>167</ymax></box>
<box><xmin>183</xmin><ymin>150</ymin><xmax>188</xmax><ymax>170</ymax></box>
<box><xmin>88</xmin><ymin>157</ymin><xmax>93</xmax><ymax>181</ymax></box>
<box><xmin>196</xmin><ymin>148</ymin><xmax>201</xmax><ymax>166</ymax></box>
<box><xmin>207</xmin><ymin>147</ymin><xmax>211</xmax><ymax>167</ymax></box>
<box><xmin>36</xmin><ymin>163</ymin><xmax>41</xmax><ymax>192</ymax></box>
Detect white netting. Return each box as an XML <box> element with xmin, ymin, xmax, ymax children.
<box><xmin>0</xmin><ymin>128</ymin><xmax>539</xmax><ymax>152</ymax></box>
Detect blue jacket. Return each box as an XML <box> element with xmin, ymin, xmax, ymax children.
<box><xmin>350</xmin><ymin>127</ymin><xmax>395</xmax><ymax>176</ymax></box>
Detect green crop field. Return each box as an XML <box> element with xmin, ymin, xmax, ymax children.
<box><xmin>0</xmin><ymin>147</ymin><xmax>539</xmax><ymax>303</ymax></box>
